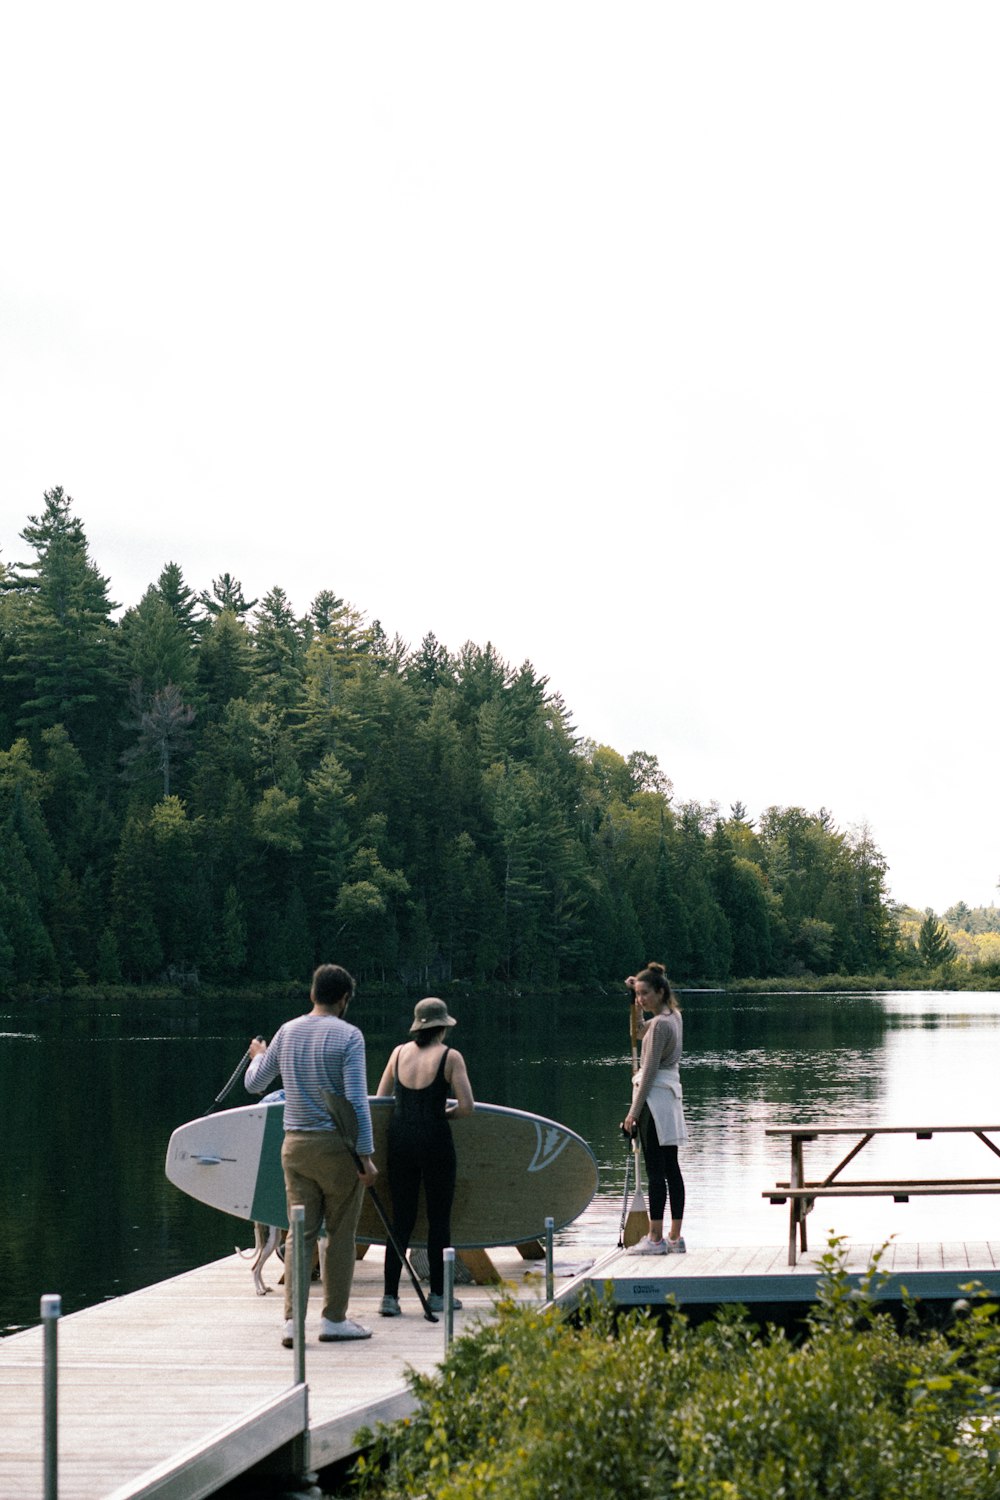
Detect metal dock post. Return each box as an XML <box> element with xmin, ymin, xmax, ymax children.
<box><xmin>42</xmin><ymin>1293</ymin><xmax>60</xmax><ymax>1500</ymax></box>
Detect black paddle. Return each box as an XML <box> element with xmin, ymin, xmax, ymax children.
<box><xmin>322</xmin><ymin>1090</ymin><xmax>439</xmax><ymax>1324</ymax></box>
<box><xmin>623</xmin><ymin>989</ymin><xmax>647</xmax><ymax>1243</ymax></box>
<box><xmin>202</xmin><ymin>1037</ymin><xmax>266</xmax><ymax>1116</ymax></box>
<box><xmin>617</xmin><ymin>1125</ymin><xmax>634</xmax><ymax>1248</ymax></box>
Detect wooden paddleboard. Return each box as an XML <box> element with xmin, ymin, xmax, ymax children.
<box><xmin>165</xmin><ymin>1097</ymin><xmax>599</xmax><ymax>1249</ymax></box>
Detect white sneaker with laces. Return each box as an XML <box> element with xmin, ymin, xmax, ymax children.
<box><xmin>626</xmin><ymin>1235</ymin><xmax>667</xmax><ymax>1256</ymax></box>
<box><xmin>665</xmin><ymin>1236</ymin><xmax>687</xmax><ymax>1253</ymax></box>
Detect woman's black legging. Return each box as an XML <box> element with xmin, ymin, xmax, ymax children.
<box><xmin>638</xmin><ymin>1107</ymin><xmax>685</xmax><ymax>1223</ymax></box>
<box><xmin>384</xmin><ymin>1128</ymin><xmax>457</xmax><ymax>1298</ymax></box>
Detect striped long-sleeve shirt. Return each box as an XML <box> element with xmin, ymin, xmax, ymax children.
<box><xmin>244</xmin><ymin>1012</ymin><xmax>374</xmax><ymax>1157</ymax></box>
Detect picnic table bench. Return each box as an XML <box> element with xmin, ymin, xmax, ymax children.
<box><xmin>764</xmin><ymin>1124</ymin><xmax>1000</xmax><ymax>1265</ymax></box>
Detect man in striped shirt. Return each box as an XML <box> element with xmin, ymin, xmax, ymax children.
<box><xmin>246</xmin><ymin>964</ymin><xmax>377</xmax><ymax>1345</ymax></box>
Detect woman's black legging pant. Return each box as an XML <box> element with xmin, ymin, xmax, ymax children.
<box><xmin>638</xmin><ymin>1107</ymin><xmax>685</xmax><ymax>1223</ymax></box>
<box><xmin>384</xmin><ymin>1131</ymin><xmax>457</xmax><ymax>1298</ymax></box>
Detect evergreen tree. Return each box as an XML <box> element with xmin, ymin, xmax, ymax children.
<box><xmin>218</xmin><ymin>884</ymin><xmax>248</xmax><ymax>973</ymax></box>
<box><xmin>195</xmin><ymin>609</ymin><xmax>254</xmax><ymax>716</ymax></box>
<box><xmin>49</xmin><ymin>865</ymin><xmax>90</xmax><ymax>979</ymax></box>
<box><xmin>250</xmin><ymin>587</ymin><xmax>305</xmax><ymax>715</ymax></box>
<box><xmin>3</xmin><ymin>488</ymin><xmax>118</xmax><ymax>753</ymax></box>
<box><xmin>111</xmin><ymin>814</ymin><xmax>164</xmax><ymax>981</ymax></box>
<box><xmin>94</xmin><ymin>927</ymin><xmax>123</xmax><ymax>984</ymax></box>
<box><xmin>918</xmin><ymin>912</ymin><xmax>957</xmax><ymax>968</ymax></box>
<box><xmin>0</xmin><ymin>740</ymin><xmax>60</xmax><ymax>985</ymax></box>
<box><xmin>156</xmin><ymin>561</ymin><xmax>201</xmax><ymax>640</ymax></box>
<box><xmin>305</xmin><ymin>751</ymin><xmax>355</xmax><ymax>949</ymax></box>
<box><xmin>116</xmin><ymin>587</ymin><xmax>196</xmax><ymax>695</ymax></box>
<box><xmin>38</xmin><ymin>724</ymin><xmax>93</xmax><ymax>870</ymax></box>
<box><xmin>0</xmin><ymin>552</ymin><xmax>27</xmax><ymax>746</ymax></box>
<box><xmin>199</xmin><ymin>572</ymin><xmax>257</xmax><ymax>619</ymax></box>
<box><xmin>0</xmin><ymin>492</ymin><xmax>903</xmax><ymax>991</ymax></box>
<box><xmin>405</xmin><ymin>631</ymin><xmax>457</xmax><ymax>699</ymax></box>
<box><xmin>308</xmin><ymin>589</ymin><xmax>347</xmax><ymax>637</ymax></box>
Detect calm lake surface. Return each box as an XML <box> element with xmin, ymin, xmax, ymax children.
<box><xmin>3</xmin><ymin>988</ymin><xmax>999</xmax><ymax>1336</ymax></box>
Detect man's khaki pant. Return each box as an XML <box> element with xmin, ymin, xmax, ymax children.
<box><xmin>281</xmin><ymin>1130</ymin><xmax>364</xmax><ymax>1323</ymax></box>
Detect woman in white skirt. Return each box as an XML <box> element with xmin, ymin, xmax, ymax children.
<box><xmin>622</xmin><ymin>961</ymin><xmax>688</xmax><ymax>1254</ymax></box>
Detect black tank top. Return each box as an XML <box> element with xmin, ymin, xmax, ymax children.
<box><xmin>391</xmin><ymin>1048</ymin><xmax>450</xmax><ymax>1129</ymax></box>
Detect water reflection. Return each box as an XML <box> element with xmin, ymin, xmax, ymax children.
<box><xmin>2</xmin><ymin>990</ymin><xmax>999</xmax><ymax>1333</ymax></box>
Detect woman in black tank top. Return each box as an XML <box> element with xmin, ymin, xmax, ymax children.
<box><xmin>375</xmin><ymin>997</ymin><xmax>475</xmax><ymax>1315</ymax></box>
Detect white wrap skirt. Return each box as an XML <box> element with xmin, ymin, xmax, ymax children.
<box><xmin>632</xmin><ymin>1065</ymin><xmax>688</xmax><ymax>1146</ymax></box>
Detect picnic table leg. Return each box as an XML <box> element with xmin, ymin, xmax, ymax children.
<box><xmin>789</xmin><ymin>1138</ymin><xmax>805</xmax><ymax>1266</ymax></box>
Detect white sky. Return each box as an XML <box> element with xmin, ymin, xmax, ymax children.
<box><xmin>2</xmin><ymin>3</ymin><xmax>997</xmax><ymax>916</ymax></box>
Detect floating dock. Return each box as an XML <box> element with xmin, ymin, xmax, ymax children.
<box><xmin>0</xmin><ymin>1236</ymin><xmax>602</xmax><ymax>1500</ymax></box>
<box><xmin>564</xmin><ymin>1236</ymin><xmax>1000</xmax><ymax>1314</ymax></box>
<box><xmin>3</xmin><ymin>1228</ymin><xmax>999</xmax><ymax>1499</ymax></box>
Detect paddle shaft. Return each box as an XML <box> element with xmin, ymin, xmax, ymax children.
<box><xmin>618</xmin><ymin>1137</ymin><xmax>633</xmax><ymax>1246</ymax></box>
<box><xmin>624</xmin><ymin>990</ymin><xmax>647</xmax><ymax>1238</ymax></box>
<box><xmin>629</xmin><ymin>995</ymin><xmax>640</xmax><ymax>1073</ymax></box>
<box><xmin>202</xmin><ymin>1037</ymin><xmax>265</xmax><ymax>1116</ymax></box>
<box><xmin>323</xmin><ymin>1092</ymin><xmax>439</xmax><ymax>1323</ymax></box>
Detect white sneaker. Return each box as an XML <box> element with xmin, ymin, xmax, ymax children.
<box><xmin>665</xmin><ymin>1236</ymin><xmax>687</xmax><ymax>1253</ymax></box>
<box><xmin>626</xmin><ymin>1235</ymin><xmax>667</xmax><ymax>1256</ymax></box>
<box><xmin>281</xmin><ymin>1319</ymin><xmax>294</xmax><ymax>1348</ymax></box>
<box><xmin>318</xmin><ymin>1317</ymin><xmax>372</xmax><ymax>1341</ymax></box>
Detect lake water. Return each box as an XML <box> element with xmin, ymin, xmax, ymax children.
<box><xmin>3</xmin><ymin>988</ymin><xmax>999</xmax><ymax>1336</ymax></box>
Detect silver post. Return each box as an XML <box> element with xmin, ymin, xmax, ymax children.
<box><xmin>545</xmin><ymin>1216</ymin><xmax>555</xmax><ymax>1302</ymax></box>
<box><xmin>290</xmin><ymin>1205</ymin><xmax>307</xmax><ymax>1387</ymax></box>
<box><xmin>443</xmin><ymin>1248</ymin><xmax>455</xmax><ymax>1351</ymax></box>
<box><xmin>41</xmin><ymin>1294</ymin><xmax>60</xmax><ymax>1500</ymax></box>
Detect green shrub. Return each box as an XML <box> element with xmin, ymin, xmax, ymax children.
<box><xmin>346</xmin><ymin>1240</ymin><xmax>1000</xmax><ymax>1499</ymax></box>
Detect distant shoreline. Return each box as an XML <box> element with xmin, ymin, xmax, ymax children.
<box><xmin>4</xmin><ymin>969</ymin><xmax>1000</xmax><ymax>1007</ymax></box>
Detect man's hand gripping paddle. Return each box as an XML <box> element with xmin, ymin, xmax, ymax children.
<box><xmin>202</xmin><ymin>1037</ymin><xmax>266</xmax><ymax>1116</ymax></box>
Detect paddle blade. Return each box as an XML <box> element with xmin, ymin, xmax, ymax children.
<box><xmin>623</xmin><ymin>1146</ymin><xmax>647</xmax><ymax>1246</ymax></box>
<box><xmin>322</xmin><ymin>1090</ymin><xmax>359</xmax><ymax>1152</ymax></box>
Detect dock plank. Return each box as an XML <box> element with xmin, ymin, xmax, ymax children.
<box><xmin>963</xmin><ymin>1242</ymin><xmax>994</xmax><ymax>1270</ymax></box>
<box><xmin>0</xmin><ymin>1239</ymin><xmax>594</xmax><ymax>1500</ymax></box>
<box><xmin>6</xmin><ymin>1225</ymin><xmax>1000</xmax><ymax>1499</ymax></box>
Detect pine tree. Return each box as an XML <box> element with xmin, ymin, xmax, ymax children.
<box><xmin>156</xmin><ymin>562</ymin><xmax>201</xmax><ymax>640</ymax></box>
<box><xmin>195</xmin><ymin>609</ymin><xmax>254</xmax><ymax>717</ymax></box>
<box><xmin>4</xmin><ymin>488</ymin><xmax>118</xmax><ymax>752</ymax></box>
<box><xmin>250</xmin><ymin>587</ymin><xmax>305</xmax><ymax>715</ymax></box>
<box><xmin>198</xmin><ymin>572</ymin><xmax>257</xmax><ymax>619</ymax></box>
<box><xmin>918</xmin><ymin>912</ymin><xmax>956</xmax><ymax>968</ymax></box>
<box><xmin>116</xmin><ymin>587</ymin><xmax>197</xmax><ymax>695</ymax></box>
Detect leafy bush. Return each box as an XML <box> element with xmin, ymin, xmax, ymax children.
<box><xmin>345</xmin><ymin>1241</ymin><xmax>1000</xmax><ymax>1499</ymax></box>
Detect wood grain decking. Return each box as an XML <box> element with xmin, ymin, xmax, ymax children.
<box><xmin>0</xmin><ymin>1239</ymin><xmax>599</xmax><ymax>1500</ymax></box>
<box><xmin>571</xmin><ymin>1237</ymin><xmax>1000</xmax><ymax>1310</ymax></box>
<box><xmin>4</xmin><ymin>1232</ymin><xmax>999</xmax><ymax>1499</ymax></box>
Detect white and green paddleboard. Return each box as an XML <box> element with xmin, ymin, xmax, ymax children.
<box><xmin>165</xmin><ymin>1097</ymin><xmax>599</xmax><ymax>1249</ymax></box>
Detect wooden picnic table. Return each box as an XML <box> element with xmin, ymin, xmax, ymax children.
<box><xmin>763</xmin><ymin>1123</ymin><xmax>1000</xmax><ymax>1265</ymax></box>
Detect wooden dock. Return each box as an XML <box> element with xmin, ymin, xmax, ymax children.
<box><xmin>0</xmin><ymin>1237</ymin><xmax>604</xmax><ymax>1500</ymax></box>
<box><xmin>4</xmin><ymin>1230</ymin><xmax>999</xmax><ymax>1499</ymax></box>
<box><xmin>566</xmin><ymin>1237</ymin><xmax>1000</xmax><ymax>1312</ymax></box>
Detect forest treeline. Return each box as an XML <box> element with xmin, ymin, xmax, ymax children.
<box><xmin>896</xmin><ymin>903</ymin><xmax>1000</xmax><ymax>972</ymax></box>
<box><xmin>0</xmin><ymin>488</ymin><xmax>914</xmax><ymax>994</ymax></box>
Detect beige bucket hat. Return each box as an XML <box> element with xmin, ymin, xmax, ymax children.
<box><xmin>409</xmin><ymin>997</ymin><xmax>458</xmax><ymax>1032</ymax></box>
